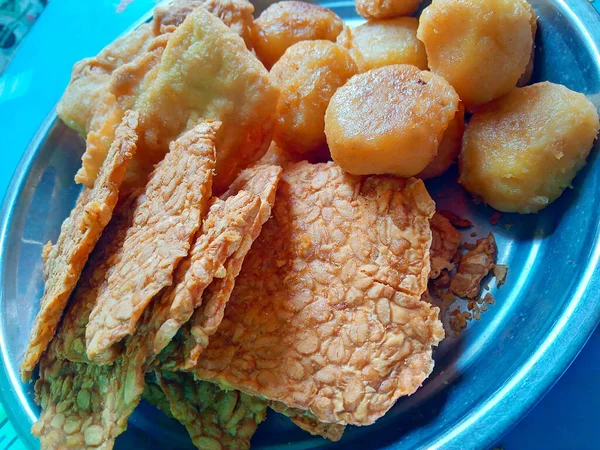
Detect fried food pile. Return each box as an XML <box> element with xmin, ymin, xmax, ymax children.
<box><xmin>21</xmin><ymin>0</ymin><xmax>599</xmax><ymax>448</ymax></box>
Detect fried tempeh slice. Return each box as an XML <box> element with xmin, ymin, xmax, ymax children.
<box><xmin>21</xmin><ymin>111</ymin><xmax>139</xmax><ymax>381</ymax></box>
<box><xmin>52</xmin><ymin>193</ymin><xmax>138</xmax><ymax>365</ymax></box>
<box><xmin>160</xmin><ymin>164</ymin><xmax>282</xmax><ymax>370</ymax></box>
<box><xmin>450</xmin><ymin>233</ymin><xmax>498</xmax><ymax>298</ymax></box>
<box><xmin>192</xmin><ymin>162</ymin><xmax>444</xmax><ymax>426</ymax></box>
<box><xmin>268</xmin><ymin>401</ymin><xmax>345</xmax><ymax>442</ymax></box>
<box><xmin>85</xmin><ymin>122</ymin><xmax>219</xmax><ymax>363</ymax></box>
<box><xmin>33</xmin><ymin>342</ymin><xmax>119</xmax><ymax>450</ymax></box>
<box><xmin>429</xmin><ymin>212</ymin><xmax>462</xmax><ymax>279</ymax></box>
<box><xmin>153</xmin><ymin>0</ymin><xmax>255</xmax><ymax>49</ymax></box>
<box><xmin>150</xmin><ymin>192</ymin><xmax>261</xmax><ymax>356</ymax></box>
<box><xmin>154</xmin><ymin>371</ymin><xmax>267</xmax><ymax>450</ymax></box>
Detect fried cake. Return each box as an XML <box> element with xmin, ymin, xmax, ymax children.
<box><xmin>85</xmin><ymin>122</ymin><xmax>219</xmax><ymax>363</ymax></box>
<box><xmin>153</xmin><ymin>0</ymin><xmax>255</xmax><ymax>49</ymax></box>
<box><xmin>133</xmin><ymin>7</ymin><xmax>279</xmax><ymax>192</ymax></box>
<box><xmin>21</xmin><ymin>111</ymin><xmax>139</xmax><ymax>381</ymax></box>
<box><xmin>192</xmin><ymin>162</ymin><xmax>444</xmax><ymax>426</ymax></box>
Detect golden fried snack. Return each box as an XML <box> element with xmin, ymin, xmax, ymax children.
<box><xmin>161</xmin><ymin>165</ymin><xmax>282</xmax><ymax>371</ymax></box>
<box><xmin>355</xmin><ymin>0</ymin><xmax>421</xmax><ymax>19</ymax></box>
<box><xmin>85</xmin><ymin>123</ymin><xmax>219</xmax><ymax>363</ymax></box>
<box><xmin>337</xmin><ymin>17</ymin><xmax>427</xmax><ymax>72</ymax></box>
<box><xmin>150</xmin><ymin>191</ymin><xmax>261</xmax><ymax>356</ymax></box>
<box><xmin>33</xmin><ymin>342</ymin><xmax>121</xmax><ymax>450</ymax></box>
<box><xmin>450</xmin><ymin>234</ymin><xmax>497</xmax><ymax>299</ymax></box>
<box><xmin>418</xmin><ymin>0</ymin><xmax>534</xmax><ymax>110</ymax></box>
<box><xmin>252</xmin><ymin>1</ymin><xmax>344</xmax><ymax>69</ymax></box>
<box><xmin>57</xmin><ymin>24</ymin><xmax>154</xmax><ymax>137</ymax></box>
<box><xmin>269</xmin><ymin>401</ymin><xmax>345</xmax><ymax>441</ymax></box>
<box><xmin>417</xmin><ymin>102</ymin><xmax>465</xmax><ymax>180</ymax></box>
<box><xmin>68</xmin><ymin>32</ymin><xmax>170</xmax><ymax>188</ymax></box>
<box><xmin>155</xmin><ymin>372</ymin><xmax>267</xmax><ymax>450</ymax></box>
<box><xmin>134</xmin><ymin>7</ymin><xmax>279</xmax><ymax>192</ymax></box>
<box><xmin>193</xmin><ymin>162</ymin><xmax>444</xmax><ymax>426</ymax></box>
<box><xmin>459</xmin><ymin>82</ymin><xmax>600</xmax><ymax>213</ymax></box>
<box><xmin>517</xmin><ymin>2</ymin><xmax>538</xmax><ymax>87</ymax></box>
<box><xmin>325</xmin><ymin>64</ymin><xmax>459</xmax><ymax>177</ymax></box>
<box><xmin>33</xmin><ymin>182</ymin><xmax>263</xmax><ymax>450</ymax></box>
<box><xmin>152</xmin><ymin>0</ymin><xmax>255</xmax><ymax>49</ymax></box>
<box><xmin>52</xmin><ymin>195</ymin><xmax>139</xmax><ymax>365</ymax></box>
<box><xmin>270</xmin><ymin>40</ymin><xmax>357</xmax><ymax>156</ymax></box>
<box><xmin>20</xmin><ymin>111</ymin><xmax>139</xmax><ymax>381</ymax></box>
<box><xmin>429</xmin><ymin>212</ymin><xmax>461</xmax><ymax>279</ymax></box>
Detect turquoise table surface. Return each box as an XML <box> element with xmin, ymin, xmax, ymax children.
<box><xmin>0</xmin><ymin>1</ymin><xmax>598</xmax><ymax>449</ymax></box>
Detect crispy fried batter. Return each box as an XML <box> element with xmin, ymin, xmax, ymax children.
<box><xmin>450</xmin><ymin>234</ymin><xmax>497</xmax><ymax>298</ymax></box>
<box><xmin>192</xmin><ymin>162</ymin><xmax>444</xmax><ymax>426</ymax></box>
<box><xmin>155</xmin><ymin>371</ymin><xmax>267</xmax><ymax>450</ymax></box>
<box><xmin>21</xmin><ymin>111</ymin><xmax>139</xmax><ymax>381</ymax></box>
<box><xmin>134</xmin><ymin>7</ymin><xmax>279</xmax><ymax>192</ymax></box>
<box><xmin>268</xmin><ymin>401</ymin><xmax>345</xmax><ymax>441</ymax></box>
<box><xmin>161</xmin><ymin>165</ymin><xmax>282</xmax><ymax>371</ymax></box>
<box><xmin>429</xmin><ymin>212</ymin><xmax>462</xmax><ymax>279</ymax></box>
<box><xmin>153</xmin><ymin>0</ymin><xmax>255</xmax><ymax>49</ymax></box>
<box><xmin>85</xmin><ymin>122</ymin><xmax>219</xmax><ymax>362</ymax></box>
<box><xmin>57</xmin><ymin>25</ymin><xmax>154</xmax><ymax>137</ymax></box>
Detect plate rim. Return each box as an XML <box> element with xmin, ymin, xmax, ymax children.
<box><xmin>0</xmin><ymin>1</ymin><xmax>599</xmax><ymax>449</ymax></box>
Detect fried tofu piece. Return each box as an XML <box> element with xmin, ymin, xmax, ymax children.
<box><xmin>193</xmin><ymin>162</ymin><xmax>444</xmax><ymax>426</ymax></box>
<box><xmin>155</xmin><ymin>371</ymin><xmax>267</xmax><ymax>450</ymax></box>
<box><xmin>85</xmin><ymin>122</ymin><xmax>219</xmax><ymax>363</ymax></box>
<box><xmin>450</xmin><ymin>234</ymin><xmax>497</xmax><ymax>298</ymax></box>
<box><xmin>134</xmin><ymin>7</ymin><xmax>279</xmax><ymax>192</ymax></box>
<box><xmin>429</xmin><ymin>212</ymin><xmax>462</xmax><ymax>279</ymax></box>
<box><xmin>268</xmin><ymin>401</ymin><xmax>345</xmax><ymax>442</ymax></box>
<box><xmin>21</xmin><ymin>111</ymin><xmax>139</xmax><ymax>381</ymax></box>
<box><xmin>153</xmin><ymin>0</ymin><xmax>255</xmax><ymax>49</ymax></box>
<box><xmin>161</xmin><ymin>165</ymin><xmax>282</xmax><ymax>371</ymax></box>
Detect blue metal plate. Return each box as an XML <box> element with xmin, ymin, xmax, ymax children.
<box><xmin>0</xmin><ymin>1</ymin><xmax>599</xmax><ymax>449</ymax></box>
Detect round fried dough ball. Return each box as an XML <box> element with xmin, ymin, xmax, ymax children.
<box><xmin>417</xmin><ymin>102</ymin><xmax>465</xmax><ymax>179</ymax></box>
<box><xmin>459</xmin><ymin>82</ymin><xmax>600</xmax><ymax>213</ymax></box>
<box><xmin>325</xmin><ymin>64</ymin><xmax>459</xmax><ymax>177</ymax></box>
<box><xmin>252</xmin><ymin>1</ymin><xmax>344</xmax><ymax>69</ymax></box>
<box><xmin>418</xmin><ymin>0</ymin><xmax>534</xmax><ymax>110</ymax></box>
<box><xmin>337</xmin><ymin>17</ymin><xmax>427</xmax><ymax>72</ymax></box>
<box><xmin>356</xmin><ymin>0</ymin><xmax>422</xmax><ymax>20</ymax></box>
<box><xmin>270</xmin><ymin>40</ymin><xmax>358</xmax><ymax>156</ymax></box>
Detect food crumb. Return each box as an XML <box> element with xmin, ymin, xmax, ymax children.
<box><xmin>490</xmin><ymin>211</ymin><xmax>502</xmax><ymax>225</ymax></box>
<box><xmin>470</xmin><ymin>231</ymin><xmax>477</xmax><ymax>237</ymax></box>
<box><xmin>439</xmin><ymin>210</ymin><xmax>473</xmax><ymax>228</ymax></box>
<box><xmin>493</xmin><ymin>264</ymin><xmax>508</xmax><ymax>287</ymax></box>
<box><xmin>484</xmin><ymin>292</ymin><xmax>495</xmax><ymax>304</ymax></box>
<box><xmin>504</xmin><ymin>223</ymin><xmax>512</xmax><ymax>230</ymax></box>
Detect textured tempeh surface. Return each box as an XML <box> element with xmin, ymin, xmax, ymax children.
<box><xmin>155</xmin><ymin>371</ymin><xmax>267</xmax><ymax>450</ymax></box>
<box><xmin>192</xmin><ymin>162</ymin><xmax>444</xmax><ymax>425</ymax></box>
<box><xmin>161</xmin><ymin>165</ymin><xmax>282</xmax><ymax>371</ymax></box>
<box><xmin>21</xmin><ymin>111</ymin><xmax>139</xmax><ymax>381</ymax></box>
<box><xmin>85</xmin><ymin>122</ymin><xmax>219</xmax><ymax>363</ymax></box>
